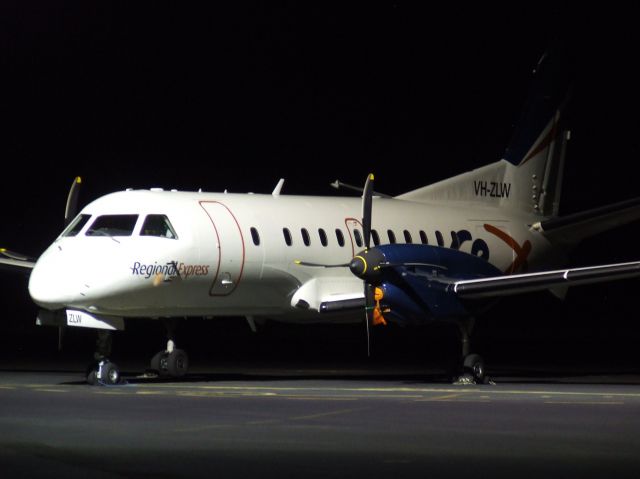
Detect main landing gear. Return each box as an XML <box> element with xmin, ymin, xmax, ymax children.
<box><xmin>150</xmin><ymin>340</ymin><xmax>189</xmax><ymax>378</ymax></box>
<box><xmin>453</xmin><ymin>317</ymin><xmax>492</xmax><ymax>385</ymax></box>
<box><xmin>149</xmin><ymin>319</ymin><xmax>189</xmax><ymax>379</ymax></box>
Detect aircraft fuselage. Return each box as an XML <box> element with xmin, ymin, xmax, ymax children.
<box><xmin>28</xmin><ymin>189</ymin><xmax>558</xmax><ymax>322</ymax></box>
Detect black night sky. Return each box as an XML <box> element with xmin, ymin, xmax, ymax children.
<box><xmin>1</xmin><ymin>2</ymin><xmax>640</xmax><ymax>370</ymax></box>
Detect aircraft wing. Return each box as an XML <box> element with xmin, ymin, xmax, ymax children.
<box><xmin>0</xmin><ymin>248</ymin><xmax>36</xmax><ymax>274</ymax></box>
<box><xmin>369</xmin><ymin>258</ymin><xmax>640</xmax><ymax>322</ymax></box>
<box><xmin>450</xmin><ymin>260</ymin><xmax>640</xmax><ymax>299</ymax></box>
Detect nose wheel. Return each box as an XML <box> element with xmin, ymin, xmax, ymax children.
<box><xmin>86</xmin><ymin>330</ymin><xmax>125</xmax><ymax>386</ymax></box>
<box><xmin>87</xmin><ymin>359</ymin><xmax>122</xmax><ymax>386</ymax></box>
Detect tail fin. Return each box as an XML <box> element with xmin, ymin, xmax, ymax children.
<box><xmin>397</xmin><ymin>48</ymin><xmax>572</xmax><ymax>219</ymax></box>
<box><xmin>503</xmin><ymin>48</ymin><xmax>572</xmax><ymax>217</ymax></box>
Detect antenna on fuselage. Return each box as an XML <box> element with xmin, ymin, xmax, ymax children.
<box><xmin>330</xmin><ymin>179</ymin><xmax>392</xmax><ymax>198</ymax></box>
<box><xmin>272</xmin><ymin>178</ymin><xmax>285</xmax><ymax>197</ymax></box>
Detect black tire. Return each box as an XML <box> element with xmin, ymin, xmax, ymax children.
<box><xmin>463</xmin><ymin>353</ymin><xmax>485</xmax><ymax>383</ymax></box>
<box><xmin>166</xmin><ymin>349</ymin><xmax>189</xmax><ymax>378</ymax></box>
<box><xmin>86</xmin><ymin>369</ymin><xmax>97</xmax><ymax>385</ymax></box>
<box><xmin>101</xmin><ymin>361</ymin><xmax>120</xmax><ymax>385</ymax></box>
<box><xmin>150</xmin><ymin>351</ymin><xmax>166</xmax><ymax>374</ymax></box>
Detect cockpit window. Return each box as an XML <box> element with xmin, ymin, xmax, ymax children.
<box><xmin>140</xmin><ymin>214</ymin><xmax>178</xmax><ymax>239</ymax></box>
<box><xmin>62</xmin><ymin>214</ymin><xmax>91</xmax><ymax>237</ymax></box>
<box><xmin>86</xmin><ymin>215</ymin><xmax>138</xmax><ymax>237</ymax></box>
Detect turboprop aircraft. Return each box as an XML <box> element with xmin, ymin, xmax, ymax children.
<box><xmin>2</xmin><ymin>52</ymin><xmax>640</xmax><ymax>385</ymax></box>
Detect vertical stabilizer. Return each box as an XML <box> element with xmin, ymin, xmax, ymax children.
<box><xmin>502</xmin><ymin>47</ymin><xmax>572</xmax><ymax>217</ymax></box>
<box><xmin>397</xmin><ymin>47</ymin><xmax>572</xmax><ymax>219</ymax></box>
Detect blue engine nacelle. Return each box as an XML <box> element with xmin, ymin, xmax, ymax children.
<box><xmin>354</xmin><ymin>244</ymin><xmax>504</xmax><ymax>325</ymax></box>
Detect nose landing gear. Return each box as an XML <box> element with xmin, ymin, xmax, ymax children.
<box><xmin>86</xmin><ymin>330</ymin><xmax>124</xmax><ymax>386</ymax></box>
<box><xmin>87</xmin><ymin>358</ymin><xmax>122</xmax><ymax>386</ymax></box>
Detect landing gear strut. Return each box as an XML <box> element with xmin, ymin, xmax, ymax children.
<box><xmin>454</xmin><ymin>317</ymin><xmax>491</xmax><ymax>385</ymax></box>
<box><xmin>86</xmin><ymin>330</ymin><xmax>123</xmax><ymax>386</ymax></box>
<box><xmin>150</xmin><ymin>319</ymin><xmax>189</xmax><ymax>378</ymax></box>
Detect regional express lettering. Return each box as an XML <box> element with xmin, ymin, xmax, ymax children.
<box><xmin>130</xmin><ymin>261</ymin><xmax>209</xmax><ymax>279</ymax></box>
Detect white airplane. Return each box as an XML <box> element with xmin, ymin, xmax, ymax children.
<box><xmin>2</xmin><ymin>52</ymin><xmax>640</xmax><ymax>385</ymax></box>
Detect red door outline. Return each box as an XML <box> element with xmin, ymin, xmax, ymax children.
<box><xmin>199</xmin><ymin>201</ymin><xmax>246</xmax><ymax>296</ymax></box>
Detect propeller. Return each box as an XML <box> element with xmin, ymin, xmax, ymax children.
<box><xmin>64</xmin><ymin>177</ymin><xmax>82</xmax><ymax>227</ymax></box>
<box><xmin>362</xmin><ymin>173</ymin><xmax>374</xmax><ymax>250</ymax></box>
<box><xmin>360</xmin><ymin>173</ymin><xmax>375</xmax><ymax>356</ymax></box>
<box><xmin>59</xmin><ymin>176</ymin><xmax>82</xmax><ymax>350</ymax></box>
<box><xmin>294</xmin><ymin>173</ymin><xmax>386</xmax><ymax>356</ymax></box>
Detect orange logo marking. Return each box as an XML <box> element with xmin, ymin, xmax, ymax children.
<box><xmin>483</xmin><ymin>224</ymin><xmax>531</xmax><ymax>273</ymax></box>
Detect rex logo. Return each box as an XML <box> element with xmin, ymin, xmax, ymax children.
<box><xmin>484</xmin><ymin>224</ymin><xmax>532</xmax><ymax>274</ymax></box>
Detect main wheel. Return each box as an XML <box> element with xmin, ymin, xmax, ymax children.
<box><xmin>150</xmin><ymin>351</ymin><xmax>167</xmax><ymax>375</ymax></box>
<box><xmin>463</xmin><ymin>353</ymin><xmax>485</xmax><ymax>383</ymax></box>
<box><xmin>166</xmin><ymin>349</ymin><xmax>189</xmax><ymax>377</ymax></box>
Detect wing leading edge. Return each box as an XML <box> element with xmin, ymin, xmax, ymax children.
<box><xmin>451</xmin><ymin>260</ymin><xmax>640</xmax><ymax>299</ymax></box>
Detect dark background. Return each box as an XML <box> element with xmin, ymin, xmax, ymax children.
<box><xmin>1</xmin><ymin>2</ymin><xmax>639</xmax><ymax>374</ymax></box>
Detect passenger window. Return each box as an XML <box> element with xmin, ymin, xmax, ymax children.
<box><xmin>419</xmin><ymin>230</ymin><xmax>428</xmax><ymax>244</ymax></box>
<box><xmin>318</xmin><ymin>228</ymin><xmax>328</xmax><ymax>247</ymax></box>
<box><xmin>404</xmin><ymin>230</ymin><xmax>413</xmax><ymax>244</ymax></box>
<box><xmin>62</xmin><ymin>214</ymin><xmax>91</xmax><ymax>237</ymax></box>
<box><xmin>353</xmin><ymin>229</ymin><xmax>363</xmax><ymax>247</ymax></box>
<box><xmin>140</xmin><ymin>215</ymin><xmax>178</xmax><ymax>239</ymax></box>
<box><xmin>371</xmin><ymin>229</ymin><xmax>380</xmax><ymax>246</ymax></box>
<box><xmin>301</xmin><ymin>228</ymin><xmax>311</xmax><ymax>246</ymax></box>
<box><xmin>387</xmin><ymin>229</ymin><xmax>396</xmax><ymax>244</ymax></box>
<box><xmin>86</xmin><ymin>215</ymin><xmax>138</xmax><ymax>237</ymax></box>
<box><xmin>250</xmin><ymin>227</ymin><xmax>260</xmax><ymax>246</ymax></box>
<box><xmin>335</xmin><ymin>228</ymin><xmax>345</xmax><ymax>247</ymax></box>
<box><xmin>283</xmin><ymin>228</ymin><xmax>292</xmax><ymax>246</ymax></box>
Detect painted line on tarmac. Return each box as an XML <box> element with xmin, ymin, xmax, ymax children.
<box><xmin>129</xmin><ymin>383</ymin><xmax>640</xmax><ymax>400</ymax></box>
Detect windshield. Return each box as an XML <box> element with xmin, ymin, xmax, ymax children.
<box><xmin>61</xmin><ymin>214</ymin><xmax>92</xmax><ymax>237</ymax></box>
<box><xmin>140</xmin><ymin>214</ymin><xmax>178</xmax><ymax>239</ymax></box>
<box><xmin>86</xmin><ymin>215</ymin><xmax>139</xmax><ymax>237</ymax></box>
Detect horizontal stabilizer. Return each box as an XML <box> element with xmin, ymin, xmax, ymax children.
<box><xmin>452</xmin><ymin>260</ymin><xmax>640</xmax><ymax>299</ymax></box>
<box><xmin>534</xmin><ymin>197</ymin><xmax>640</xmax><ymax>246</ymax></box>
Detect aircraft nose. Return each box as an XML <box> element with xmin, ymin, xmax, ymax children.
<box><xmin>28</xmin><ymin>246</ymin><xmax>79</xmax><ymax>310</ymax></box>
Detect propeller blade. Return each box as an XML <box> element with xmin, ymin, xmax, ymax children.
<box><xmin>64</xmin><ymin>176</ymin><xmax>82</xmax><ymax>226</ymax></box>
<box><xmin>0</xmin><ymin>248</ymin><xmax>35</xmax><ymax>262</ymax></box>
<box><xmin>364</xmin><ymin>282</ymin><xmax>374</xmax><ymax>357</ymax></box>
<box><xmin>362</xmin><ymin>173</ymin><xmax>374</xmax><ymax>250</ymax></box>
<box><xmin>58</xmin><ymin>326</ymin><xmax>65</xmax><ymax>352</ymax></box>
<box><xmin>294</xmin><ymin>260</ymin><xmax>350</xmax><ymax>268</ymax></box>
